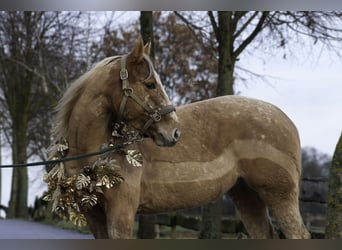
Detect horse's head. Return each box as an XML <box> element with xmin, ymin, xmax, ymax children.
<box><xmin>113</xmin><ymin>38</ymin><xmax>180</xmax><ymax>146</ymax></box>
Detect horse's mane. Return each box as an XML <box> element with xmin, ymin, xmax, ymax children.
<box><xmin>52</xmin><ymin>56</ymin><xmax>120</xmax><ymax>141</ymax></box>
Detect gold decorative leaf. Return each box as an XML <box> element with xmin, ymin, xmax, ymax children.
<box><xmin>126</xmin><ymin>150</ymin><xmax>143</xmax><ymax>167</ymax></box>
<box><xmin>97</xmin><ymin>174</ymin><xmax>124</xmax><ymax>189</ymax></box>
<box><xmin>58</xmin><ymin>144</ymin><xmax>69</xmax><ymax>153</ymax></box>
<box><xmin>44</xmin><ymin>162</ymin><xmax>65</xmax><ymax>181</ymax></box>
<box><xmin>75</xmin><ymin>174</ymin><xmax>91</xmax><ymax>190</ymax></box>
<box><xmin>69</xmin><ymin>211</ymin><xmax>87</xmax><ymax>227</ymax></box>
<box><xmin>113</xmin><ymin>175</ymin><xmax>124</xmax><ymax>184</ymax></box>
<box><xmin>96</xmin><ymin>175</ymin><xmax>111</xmax><ymax>189</ymax></box>
<box><xmin>54</xmin><ymin>205</ymin><xmax>65</xmax><ymax>213</ymax></box>
<box><xmin>42</xmin><ymin>193</ymin><xmax>52</xmax><ymax>201</ymax></box>
<box><xmin>43</xmin><ymin>173</ymin><xmax>49</xmax><ymax>182</ymax></box>
<box><xmin>81</xmin><ymin>194</ymin><xmax>98</xmax><ymax>208</ymax></box>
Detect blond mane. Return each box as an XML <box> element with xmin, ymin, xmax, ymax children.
<box><xmin>52</xmin><ymin>56</ymin><xmax>120</xmax><ymax>141</ymax></box>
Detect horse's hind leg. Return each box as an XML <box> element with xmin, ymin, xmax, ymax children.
<box><xmin>239</xmin><ymin>159</ymin><xmax>310</xmax><ymax>239</ymax></box>
<box><xmin>228</xmin><ymin>178</ymin><xmax>279</xmax><ymax>239</ymax></box>
<box><xmin>268</xmin><ymin>197</ymin><xmax>310</xmax><ymax>239</ymax></box>
<box><xmin>265</xmin><ymin>186</ymin><xmax>310</xmax><ymax>239</ymax></box>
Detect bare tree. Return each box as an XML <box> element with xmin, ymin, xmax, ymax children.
<box><xmin>0</xmin><ymin>11</ymin><xmax>47</xmax><ymax>218</ymax></box>
<box><xmin>0</xmin><ymin>11</ymin><xmax>94</xmax><ymax>218</ymax></box>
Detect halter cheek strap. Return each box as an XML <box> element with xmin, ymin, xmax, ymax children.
<box><xmin>117</xmin><ymin>55</ymin><xmax>176</xmax><ymax>135</ymax></box>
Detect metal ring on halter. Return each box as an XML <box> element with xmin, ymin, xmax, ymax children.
<box><xmin>124</xmin><ymin>88</ymin><xmax>133</xmax><ymax>97</ymax></box>
<box><xmin>151</xmin><ymin>111</ymin><xmax>162</xmax><ymax>122</ymax></box>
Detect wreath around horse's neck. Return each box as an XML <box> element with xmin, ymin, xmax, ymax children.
<box><xmin>43</xmin><ymin>123</ymin><xmax>143</xmax><ymax>227</ymax></box>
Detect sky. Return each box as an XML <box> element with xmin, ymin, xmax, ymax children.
<box><xmin>236</xmin><ymin>45</ymin><xmax>341</xmax><ymax>157</ymax></box>
<box><xmin>1</xmin><ymin>11</ymin><xmax>342</xmax><ymax>215</ymax></box>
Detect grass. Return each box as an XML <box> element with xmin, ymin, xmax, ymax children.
<box><xmin>40</xmin><ymin>218</ymin><xmax>91</xmax><ymax>234</ymax></box>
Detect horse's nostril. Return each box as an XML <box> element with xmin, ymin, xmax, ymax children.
<box><xmin>172</xmin><ymin>128</ymin><xmax>181</xmax><ymax>141</ymax></box>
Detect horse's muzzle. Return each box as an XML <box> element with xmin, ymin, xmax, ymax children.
<box><xmin>153</xmin><ymin>127</ymin><xmax>181</xmax><ymax>147</ymax></box>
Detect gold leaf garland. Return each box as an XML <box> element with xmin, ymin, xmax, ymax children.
<box><xmin>43</xmin><ymin>139</ymin><xmax>142</xmax><ymax>227</ymax></box>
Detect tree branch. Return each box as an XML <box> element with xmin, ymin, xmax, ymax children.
<box><xmin>207</xmin><ymin>11</ymin><xmax>219</xmax><ymax>42</ymax></box>
<box><xmin>174</xmin><ymin>11</ymin><xmax>203</xmax><ymax>31</ymax></box>
<box><xmin>233</xmin><ymin>11</ymin><xmax>259</xmax><ymax>40</ymax></box>
<box><xmin>173</xmin><ymin>11</ymin><xmax>217</xmax><ymax>57</ymax></box>
<box><xmin>234</xmin><ymin>11</ymin><xmax>270</xmax><ymax>59</ymax></box>
<box><xmin>7</xmin><ymin>57</ymin><xmax>47</xmax><ymax>85</ymax></box>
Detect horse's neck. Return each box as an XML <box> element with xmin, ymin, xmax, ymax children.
<box><xmin>65</xmin><ymin>94</ymin><xmax>113</xmax><ymax>176</ymax></box>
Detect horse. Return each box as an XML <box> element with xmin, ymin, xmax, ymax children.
<box><xmin>44</xmin><ymin>37</ymin><xmax>180</xmax><ymax>232</ymax></box>
<box><xmin>138</xmin><ymin>96</ymin><xmax>311</xmax><ymax>239</ymax></box>
<box><xmin>45</xmin><ymin>39</ymin><xmax>310</xmax><ymax>239</ymax></box>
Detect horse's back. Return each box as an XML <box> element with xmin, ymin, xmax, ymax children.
<box><xmin>141</xmin><ymin>95</ymin><xmax>300</xmax><ymax>168</ymax></box>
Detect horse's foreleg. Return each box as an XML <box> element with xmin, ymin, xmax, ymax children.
<box><xmin>104</xmin><ymin>187</ymin><xmax>139</xmax><ymax>239</ymax></box>
<box><xmin>84</xmin><ymin>204</ymin><xmax>108</xmax><ymax>239</ymax></box>
<box><xmin>106</xmin><ymin>207</ymin><xmax>136</xmax><ymax>239</ymax></box>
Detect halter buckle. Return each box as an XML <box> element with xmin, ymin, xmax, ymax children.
<box><xmin>120</xmin><ymin>69</ymin><xmax>128</xmax><ymax>80</ymax></box>
<box><xmin>151</xmin><ymin>111</ymin><xmax>162</xmax><ymax>122</ymax></box>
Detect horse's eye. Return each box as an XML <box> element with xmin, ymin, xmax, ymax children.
<box><xmin>145</xmin><ymin>82</ymin><xmax>156</xmax><ymax>90</ymax></box>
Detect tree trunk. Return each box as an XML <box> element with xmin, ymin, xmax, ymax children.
<box><xmin>7</xmin><ymin>113</ymin><xmax>29</xmax><ymax>218</ymax></box>
<box><xmin>199</xmin><ymin>11</ymin><xmax>235</xmax><ymax>239</ymax></box>
<box><xmin>325</xmin><ymin>133</ymin><xmax>342</xmax><ymax>238</ymax></box>
<box><xmin>216</xmin><ymin>11</ymin><xmax>235</xmax><ymax>97</ymax></box>
<box><xmin>6</xmin><ymin>15</ymin><xmax>32</xmax><ymax>218</ymax></box>
<box><xmin>140</xmin><ymin>11</ymin><xmax>155</xmax><ymax>59</ymax></box>
<box><xmin>137</xmin><ymin>11</ymin><xmax>157</xmax><ymax>239</ymax></box>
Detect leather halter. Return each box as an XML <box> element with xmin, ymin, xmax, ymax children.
<box><xmin>116</xmin><ymin>54</ymin><xmax>176</xmax><ymax>135</ymax></box>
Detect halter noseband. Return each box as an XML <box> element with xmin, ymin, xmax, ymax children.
<box><xmin>116</xmin><ymin>55</ymin><xmax>176</xmax><ymax>135</ymax></box>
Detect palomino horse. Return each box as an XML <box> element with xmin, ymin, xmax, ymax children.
<box><xmin>138</xmin><ymin>96</ymin><xmax>311</xmax><ymax>239</ymax></box>
<box><xmin>46</xmin><ymin>39</ymin><xmax>310</xmax><ymax>239</ymax></box>
<box><xmin>81</xmin><ymin>96</ymin><xmax>310</xmax><ymax>239</ymax></box>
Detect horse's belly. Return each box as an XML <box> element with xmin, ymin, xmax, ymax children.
<box><xmin>138</xmin><ymin>149</ymin><xmax>239</xmax><ymax>213</ymax></box>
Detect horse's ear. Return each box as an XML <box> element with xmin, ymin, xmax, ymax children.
<box><xmin>129</xmin><ymin>37</ymin><xmax>144</xmax><ymax>63</ymax></box>
<box><xmin>143</xmin><ymin>39</ymin><xmax>151</xmax><ymax>56</ymax></box>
